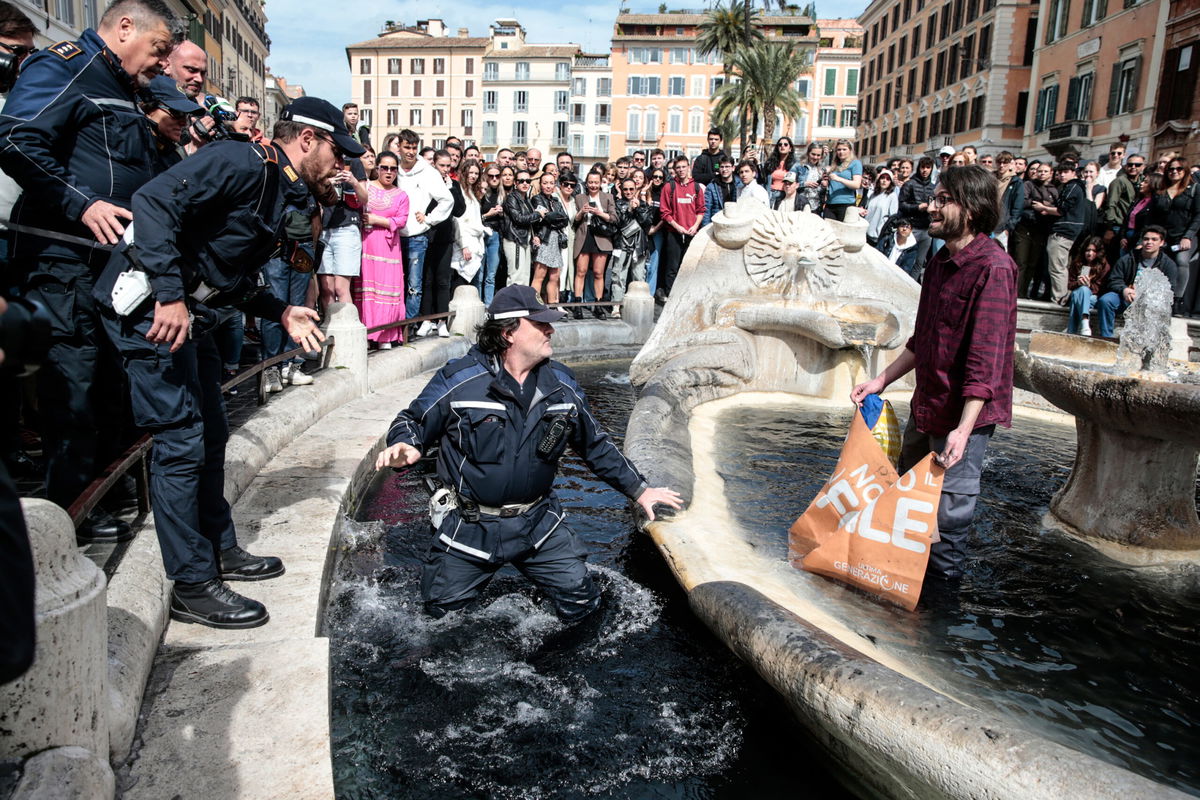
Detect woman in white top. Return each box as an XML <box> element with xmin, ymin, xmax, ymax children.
<box><xmin>862</xmin><ymin>169</ymin><xmax>899</xmax><ymax>246</ymax></box>
<box><xmin>735</xmin><ymin>160</ymin><xmax>770</xmax><ymax>205</ymax></box>
<box><xmin>453</xmin><ymin>159</ymin><xmax>488</xmax><ymax>293</ymax></box>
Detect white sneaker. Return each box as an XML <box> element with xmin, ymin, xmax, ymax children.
<box><xmin>283</xmin><ymin>363</ymin><xmax>313</xmax><ymax>385</ymax></box>
<box><xmin>264</xmin><ymin>366</ymin><xmax>283</xmax><ymax>394</ymax></box>
<box><xmin>416</xmin><ymin>321</ymin><xmax>434</xmax><ymax>337</ymax></box>
<box><xmin>437</xmin><ymin>321</ymin><xmax>450</xmax><ymax>338</ymax></box>
<box><xmin>1081</xmin><ymin>318</ymin><xmax>1091</xmax><ymax>337</ymax></box>
<box><xmin>377</xmin><ymin>341</ymin><xmax>393</xmax><ymax>350</ymax></box>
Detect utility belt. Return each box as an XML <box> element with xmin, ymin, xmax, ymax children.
<box><xmin>428</xmin><ymin>479</ymin><xmax>544</xmax><ymax>527</ymax></box>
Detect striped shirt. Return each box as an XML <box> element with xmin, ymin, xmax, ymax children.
<box><xmin>905</xmin><ymin>233</ymin><xmax>1018</xmax><ymax>436</ymax></box>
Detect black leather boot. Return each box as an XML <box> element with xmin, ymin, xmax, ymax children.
<box><xmin>592</xmin><ymin>305</ymin><xmax>608</xmax><ymax>320</ymax></box>
<box><xmin>572</xmin><ymin>306</ymin><xmax>584</xmax><ymax>320</ymax></box>
<box><xmin>170</xmin><ymin>579</ymin><xmax>268</xmax><ymax>629</ymax></box>
<box><xmin>219</xmin><ymin>545</ymin><xmax>285</xmax><ymax>581</ymax></box>
<box><xmin>76</xmin><ymin>508</ymin><xmax>134</xmax><ymax>544</ymax></box>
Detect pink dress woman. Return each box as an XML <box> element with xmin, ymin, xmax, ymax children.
<box><xmin>354</xmin><ymin>183</ymin><xmax>410</xmax><ymax>345</ymax></box>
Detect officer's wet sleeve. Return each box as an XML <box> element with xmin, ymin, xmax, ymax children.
<box><xmin>561</xmin><ymin>376</ymin><xmax>647</xmax><ymax>499</ymax></box>
<box><xmin>386</xmin><ymin>368</ymin><xmax>453</xmax><ymax>453</ymax></box>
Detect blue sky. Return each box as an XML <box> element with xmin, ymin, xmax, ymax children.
<box><xmin>265</xmin><ymin>0</ymin><xmax>870</xmax><ymax>105</ymax></box>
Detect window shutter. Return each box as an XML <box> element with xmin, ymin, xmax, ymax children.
<box><xmin>1096</xmin><ymin>0</ymin><xmax>1108</xmax><ymax>20</ymax></box>
<box><xmin>1106</xmin><ymin>62</ymin><xmax>1122</xmax><ymax>116</ymax></box>
<box><xmin>1128</xmin><ymin>55</ymin><xmax>1142</xmax><ymax>112</ymax></box>
<box><xmin>1065</xmin><ymin>75</ymin><xmax>1080</xmax><ymax>119</ymax></box>
<box><xmin>1158</xmin><ymin>48</ymin><xmax>1179</xmax><ymax>124</ymax></box>
<box><xmin>1034</xmin><ymin>87</ymin><xmax>1047</xmax><ymax>132</ymax></box>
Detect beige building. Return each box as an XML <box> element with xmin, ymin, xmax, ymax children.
<box><xmin>804</xmin><ymin>19</ymin><xmax>863</xmax><ymax>145</ymax></box>
<box><xmin>567</xmin><ymin>53</ymin><xmax>614</xmax><ymax>163</ymax></box>
<box><xmin>481</xmin><ymin>20</ymin><xmax>578</xmax><ymax>157</ymax></box>
<box><xmin>856</xmin><ymin>0</ymin><xmax>1035</xmax><ymax>162</ymax></box>
<box><xmin>346</xmin><ymin>19</ymin><xmax>487</xmax><ymax>150</ymax></box>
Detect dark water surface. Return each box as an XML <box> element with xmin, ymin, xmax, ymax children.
<box><xmin>714</xmin><ymin>401</ymin><xmax>1200</xmax><ymax>797</ymax></box>
<box><xmin>326</xmin><ymin>360</ymin><xmax>854</xmax><ymax>800</ymax></box>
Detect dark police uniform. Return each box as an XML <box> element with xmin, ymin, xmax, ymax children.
<box><xmin>386</xmin><ymin>347</ymin><xmax>648</xmax><ymax>621</ymax></box>
<box><xmin>0</xmin><ymin>30</ymin><xmax>157</xmax><ymax>510</ymax></box>
<box><xmin>92</xmin><ymin>140</ymin><xmax>309</xmax><ymax>583</ymax></box>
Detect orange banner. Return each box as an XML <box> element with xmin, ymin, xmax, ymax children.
<box><xmin>789</xmin><ymin>412</ymin><xmax>945</xmax><ymax>610</ymax></box>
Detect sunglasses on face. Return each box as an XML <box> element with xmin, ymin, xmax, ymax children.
<box><xmin>377</xmin><ymin>165</ymin><xmax>398</xmax><ymax>172</ymax></box>
<box><xmin>0</xmin><ymin>42</ymin><xmax>37</xmax><ymax>58</ymax></box>
<box><xmin>652</xmin><ymin>174</ymin><xmax>664</xmax><ymax>180</ymax></box>
<box><xmin>1169</xmin><ymin>166</ymin><xmax>1185</xmax><ymax>172</ymax></box>
<box><xmin>517</xmin><ymin>179</ymin><xmax>532</xmax><ymax>184</ymax></box>
<box><xmin>1128</xmin><ymin>162</ymin><xmax>1145</xmax><ymax>167</ymax></box>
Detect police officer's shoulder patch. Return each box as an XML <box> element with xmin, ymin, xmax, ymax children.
<box><xmin>283</xmin><ymin>165</ymin><xmax>299</xmax><ymax>182</ymax></box>
<box><xmin>48</xmin><ymin>41</ymin><xmax>82</xmax><ymax>59</ymax></box>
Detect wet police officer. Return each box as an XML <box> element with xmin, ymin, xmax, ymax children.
<box><xmin>92</xmin><ymin>97</ymin><xmax>364</xmax><ymax>629</ymax></box>
<box><xmin>375</xmin><ymin>285</ymin><xmax>683</xmax><ymax>622</ymax></box>
<box><xmin>0</xmin><ymin>0</ymin><xmax>180</xmax><ymax>542</ymax></box>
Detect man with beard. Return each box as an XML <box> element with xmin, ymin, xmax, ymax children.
<box><xmin>0</xmin><ymin>0</ymin><xmax>179</xmax><ymax>542</ymax></box>
<box><xmin>852</xmin><ymin>165</ymin><xmax>1017</xmax><ymax>580</ymax></box>
<box><xmin>92</xmin><ymin>97</ymin><xmax>361</xmax><ymax>628</ymax></box>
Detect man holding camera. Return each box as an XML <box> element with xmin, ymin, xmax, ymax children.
<box><xmin>0</xmin><ymin>0</ymin><xmax>179</xmax><ymax>542</ymax></box>
<box><xmin>92</xmin><ymin>97</ymin><xmax>362</xmax><ymax>628</ymax></box>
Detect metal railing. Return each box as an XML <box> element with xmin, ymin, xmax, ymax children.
<box><xmin>64</xmin><ymin>336</ymin><xmax>336</xmax><ymax>532</ymax></box>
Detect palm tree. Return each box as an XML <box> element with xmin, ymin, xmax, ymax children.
<box><xmin>697</xmin><ymin>2</ymin><xmax>763</xmax><ymax>86</ymax></box>
<box><xmin>711</xmin><ymin>41</ymin><xmax>811</xmax><ymax>150</ymax></box>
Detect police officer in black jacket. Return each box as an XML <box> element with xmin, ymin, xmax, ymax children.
<box><xmin>0</xmin><ymin>0</ymin><xmax>179</xmax><ymax>542</ymax></box>
<box><xmin>376</xmin><ymin>285</ymin><xmax>682</xmax><ymax>622</ymax></box>
<box><xmin>91</xmin><ymin>97</ymin><xmax>364</xmax><ymax>629</ymax></box>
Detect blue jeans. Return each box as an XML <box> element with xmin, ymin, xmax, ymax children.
<box><xmin>479</xmin><ymin>230</ymin><xmax>500</xmax><ymax>304</ymax></box>
<box><xmin>261</xmin><ymin>257</ymin><xmax>311</xmax><ymax>361</ymax></box>
<box><xmin>1067</xmin><ymin>286</ymin><xmax>1094</xmax><ymax>335</ymax></box>
<box><xmin>1095</xmin><ymin>291</ymin><xmax>1127</xmax><ymax>338</ymax></box>
<box><xmin>403</xmin><ymin>233</ymin><xmax>429</xmax><ymax>318</ymax></box>
<box><xmin>646</xmin><ymin>230</ymin><xmax>664</xmax><ymax>293</ymax></box>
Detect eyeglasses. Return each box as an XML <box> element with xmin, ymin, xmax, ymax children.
<box><xmin>377</xmin><ymin>165</ymin><xmax>398</xmax><ymax>172</ymax></box>
<box><xmin>0</xmin><ymin>42</ymin><xmax>38</xmax><ymax>58</ymax></box>
<box><xmin>931</xmin><ymin>194</ymin><xmax>955</xmax><ymax>208</ymax></box>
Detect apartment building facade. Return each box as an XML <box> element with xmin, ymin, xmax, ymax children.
<box><xmin>856</xmin><ymin>0</ymin><xmax>1035</xmax><ymax>161</ymax></box>
<box><xmin>1152</xmin><ymin>0</ymin><xmax>1200</xmax><ymax>164</ymax></box>
<box><xmin>346</xmin><ymin>19</ymin><xmax>486</xmax><ymax>149</ymax></box>
<box><xmin>567</xmin><ymin>54</ymin><xmax>614</xmax><ymax>162</ymax></box>
<box><xmin>482</xmin><ymin>20</ymin><xmax>578</xmax><ymax>157</ymax></box>
<box><xmin>1025</xmin><ymin>0</ymin><xmax>1169</xmax><ymax>162</ymax></box>
<box><xmin>806</xmin><ymin>19</ymin><xmax>864</xmax><ymax>145</ymax></box>
<box><xmin>610</xmin><ymin>12</ymin><xmax>819</xmax><ymax>159</ymax></box>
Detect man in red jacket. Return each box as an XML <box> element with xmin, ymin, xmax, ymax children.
<box><xmin>657</xmin><ymin>156</ymin><xmax>706</xmax><ymax>303</ymax></box>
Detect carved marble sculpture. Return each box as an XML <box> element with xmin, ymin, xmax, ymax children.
<box><xmin>630</xmin><ymin>198</ymin><xmax>920</xmax><ymax>406</ymax></box>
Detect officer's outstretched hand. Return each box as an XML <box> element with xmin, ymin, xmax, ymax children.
<box><xmin>147</xmin><ymin>300</ymin><xmax>190</xmax><ymax>352</ymax></box>
<box><xmin>81</xmin><ymin>200</ymin><xmax>133</xmax><ymax>245</ymax></box>
<box><xmin>375</xmin><ymin>442</ymin><xmax>422</xmax><ymax>470</ymax></box>
<box><xmin>636</xmin><ymin>487</ymin><xmax>684</xmax><ymax>522</ymax></box>
<box><xmin>282</xmin><ymin>305</ymin><xmax>326</xmax><ymax>353</ymax></box>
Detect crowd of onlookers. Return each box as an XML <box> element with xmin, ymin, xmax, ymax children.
<box><xmin>320</xmin><ymin>120</ymin><xmax>1200</xmax><ymax>369</ymax></box>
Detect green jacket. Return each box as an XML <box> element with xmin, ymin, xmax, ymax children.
<box><xmin>1102</xmin><ymin>171</ymin><xmax>1139</xmax><ymax>229</ymax></box>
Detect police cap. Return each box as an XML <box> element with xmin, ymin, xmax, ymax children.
<box><xmin>281</xmin><ymin>97</ymin><xmax>365</xmax><ymax>159</ymax></box>
<box><xmin>488</xmin><ymin>285</ymin><xmax>566</xmax><ymax>323</ymax></box>
<box><xmin>146</xmin><ymin>75</ymin><xmax>202</xmax><ymax>115</ymax></box>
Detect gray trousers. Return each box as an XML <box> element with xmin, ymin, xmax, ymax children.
<box><xmin>898</xmin><ymin>416</ymin><xmax>994</xmax><ymax>579</ymax></box>
<box><xmin>420</xmin><ymin>524</ymin><xmax>600</xmax><ymax>622</ymax></box>
<box><xmin>607</xmin><ymin>248</ymin><xmax>646</xmax><ymax>302</ymax></box>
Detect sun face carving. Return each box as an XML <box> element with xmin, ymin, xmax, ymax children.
<box><xmin>743</xmin><ymin>211</ymin><xmax>845</xmax><ymax>296</ymax></box>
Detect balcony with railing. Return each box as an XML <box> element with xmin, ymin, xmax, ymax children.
<box><xmin>1041</xmin><ymin>120</ymin><xmax>1092</xmax><ymax>158</ymax></box>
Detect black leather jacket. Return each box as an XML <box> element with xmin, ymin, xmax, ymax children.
<box><xmin>502</xmin><ymin>190</ymin><xmax>540</xmax><ymax>245</ymax></box>
<box><xmin>531</xmin><ymin>192</ymin><xmax>568</xmax><ymax>241</ymax></box>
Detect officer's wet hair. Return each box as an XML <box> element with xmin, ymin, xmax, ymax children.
<box><xmin>0</xmin><ymin>2</ymin><xmax>35</xmax><ymax>38</ymax></box>
<box><xmin>100</xmin><ymin>0</ymin><xmax>177</xmax><ymax>33</ymax></box>
<box><xmin>476</xmin><ymin>318</ymin><xmax>521</xmax><ymax>355</ymax></box>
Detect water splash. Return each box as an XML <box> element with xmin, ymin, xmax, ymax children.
<box><xmin>1116</xmin><ymin>268</ymin><xmax>1173</xmax><ymax>374</ymax></box>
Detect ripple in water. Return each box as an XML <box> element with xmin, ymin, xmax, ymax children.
<box><xmin>326</xmin><ymin>361</ymin><xmax>851</xmax><ymax>800</ymax></box>
<box><xmin>714</xmin><ymin>401</ymin><xmax>1200</xmax><ymax>796</ymax></box>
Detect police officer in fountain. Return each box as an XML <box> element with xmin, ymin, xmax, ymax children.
<box><xmin>0</xmin><ymin>0</ymin><xmax>180</xmax><ymax>543</ymax></box>
<box><xmin>91</xmin><ymin>97</ymin><xmax>364</xmax><ymax>629</ymax></box>
<box><xmin>376</xmin><ymin>285</ymin><xmax>683</xmax><ymax>622</ymax></box>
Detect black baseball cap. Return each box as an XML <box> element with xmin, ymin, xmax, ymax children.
<box><xmin>280</xmin><ymin>97</ymin><xmax>366</xmax><ymax>158</ymax></box>
<box><xmin>487</xmin><ymin>285</ymin><xmax>566</xmax><ymax>323</ymax></box>
<box><xmin>146</xmin><ymin>75</ymin><xmax>203</xmax><ymax>115</ymax></box>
